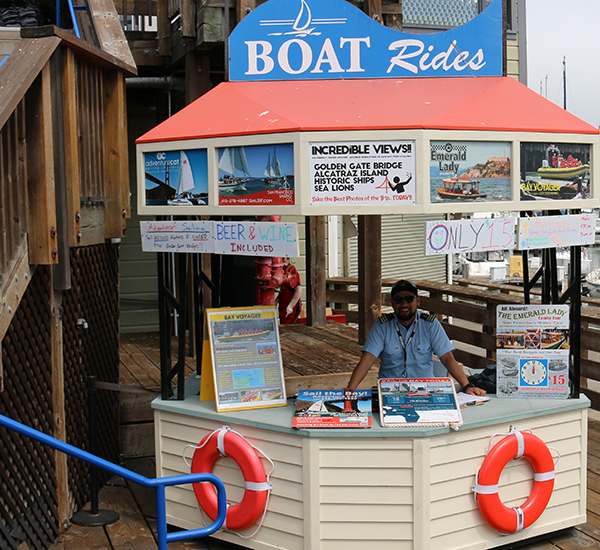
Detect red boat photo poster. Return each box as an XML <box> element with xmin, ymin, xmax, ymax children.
<box><xmin>520</xmin><ymin>142</ymin><xmax>591</xmax><ymax>200</ymax></box>
<box><xmin>430</xmin><ymin>141</ymin><xmax>511</xmax><ymax>203</ymax></box>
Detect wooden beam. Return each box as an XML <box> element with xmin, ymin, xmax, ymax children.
<box><xmin>50</xmin><ymin>282</ymin><xmax>68</xmax><ymax>529</ymax></box>
<box><xmin>182</xmin><ymin>0</ymin><xmax>196</xmax><ymax>37</ymax></box>
<box><xmin>185</xmin><ymin>50</ymin><xmax>211</xmax><ymax>104</ymax></box>
<box><xmin>21</xmin><ymin>26</ymin><xmax>137</xmax><ymax>76</ymax></box>
<box><xmin>306</xmin><ymin>216</ymin><xmax>327</xmax><ymax>327</ymax></box>
<box><xmin>364</xmin><ymin>0</ymin><xmax>383</xmax><ymax>22</ymax></box>
<box><xmin>358</xmin><ymin>215</ymin><xmax>381</xmax><ymax>345</ymax></box>
<box><xmin>50</xmin><ymin>48</ymin><xmax>72</xmax><ymax>290</ymax></box>
<box><xmin>61</xmin><ymin>48</ymin><xmax>83</xmax><ymax>248</ymax></box>
<box><xmin>237</xmin><ymin>0</ymin><xmax>255</xmax><ymax>22</ymax></box>
<box><xmin>156</xmin><ymin>0</ymin><xmax>171</xmax><ymax>57</ymax></box>
<box><xmin>0</xmin><ymin>36</ymin><xmax>61</xmax><ymax>131</ymax></box>
<box><xmin>103</xmin><ymin>69</ymin><xmax>130</xmax><ymax>238</ymax></box>
<box><xmin>0</xmin><ymin>237</ymin><xmax>32</xmax><ymax>343</ymax></box>
<box><xmin>80</xmin><ymin>0</ymin><xmax>137</xmax><ymax>72</ymax></box>
<box><xmin>25</xmin><ymin>64</ymin><xmax>58</xmax><ymax>265</ymax></box>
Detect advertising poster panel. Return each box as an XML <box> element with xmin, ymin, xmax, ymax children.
<box><xmin>497</xmin><ymin>304</ymin><xmax>570</xmax><ymax>399</ymax></box>
<box><xmin>144</xmin><ymin>149</ymin><xmax>208</xmax><ymax>206</ymax></box>
<box><xmin>218</xmin><ymin>143</ymin><xmax>294</xmax><ymax>206</ymax></box>
<box><xmin>520</xmin><ymin>142</ymin><xmax>591</xmax><ymax>200</ymax></box>
<box><xmin>206</xmin><ymin>307</ymin><xmax>287</xmax><ymax>412</ymax></box>
<box><xmin>309</xmin><ymin>141</ymin><xmax>416</xmax><ymax>205</ymax></box>
<box><xmin>430</xmin><ymin>141</ymin><xmax>511</xmax><ymax>203</ymax></box>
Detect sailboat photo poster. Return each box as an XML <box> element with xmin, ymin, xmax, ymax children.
<box><xmin>218</xmin><ymin>143</ymin><xmax>295</xmax><ymax>206</ymax></box>
<box><xmin>144</xmin><ymin>149</ymin><xmax>208</xmax><ymax>206</ymax></box>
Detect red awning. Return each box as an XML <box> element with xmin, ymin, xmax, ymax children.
<box><xmin>137</xmin><ymin>77</ymin><xmax>599</xmax><ymax>144</ymax></box>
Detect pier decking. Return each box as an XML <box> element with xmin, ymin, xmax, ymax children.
<box><xmin>48</xmin><ymin>327</ymin><xmax>600</xmax><ymax>550</ymax></box>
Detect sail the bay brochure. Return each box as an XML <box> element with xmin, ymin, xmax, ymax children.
<box><xmin>292</xmin><ymin>389</ymin><xmax>372</xmax><ymax>428</ymax></box>
<box><xmin>378</xmin><ymin>378</ymin><xmax>463</xmax><ymax>429</ymax></box>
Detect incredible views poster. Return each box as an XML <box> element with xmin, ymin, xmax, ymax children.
<box><xmin>520</xmin><ymin>142</ymin><xmax>591</xmax><ymax>200</ymax></box>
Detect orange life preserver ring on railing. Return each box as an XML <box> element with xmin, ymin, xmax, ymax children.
<box><xmin>472</xmin><ymin>427</ymin><xmax>555</xmax><ymax>534</ymax></box>
<box><xmin>191</xmin><ymin>427</ymin><xmax>271</xmax><ymax>532</ymax></box>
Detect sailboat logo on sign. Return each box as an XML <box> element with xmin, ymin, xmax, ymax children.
<box><xmin>229</xmin><ymin>0</ymin><xmax>503</xmax><ymax>81</ymax></box>
<box><xmin>259</xmin><ymin>0</ymin><xmax>346</xmax><ymax>38</ymax></box>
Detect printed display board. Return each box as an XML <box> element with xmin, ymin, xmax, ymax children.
<box><xmin>520</xmin><ymin>142</ymin><xmax>591</xmax><ymax>201</ymax></box>
<box><xmin>309</xmin><ymin>141</ymin><xmax>416</xmax><ymax>205</ymax></box>
<box><xmin>517</xmin><ymin>213</ymin><xmax>596</xmax><ymax>250</ymax></box>
<box><xmin>140</xmin><ymin>220</ymin><xmax>299</xmax><ymax>257</ymax></box>
<box><xmin>292</xmin><ymin>389</ymin><xmax>372</xmax><ymax>428</ymax></box>
<box><xmin>228</xmin><ymin>0</ymin><xmax>503</xmax><ymax>81</ymax></box>
<box><xmin>204</xmin><ymin>307</ymin><xmax>287</xmax><ymax>412</ymax></box>
<box><xmin>426</xmin><ymin>218</ymin><xmax>515</xmax><ymax>256</ymax></box>
<box><xmin>496</xmin><ymin>305</ymin><xmax>570</xmax><ymax>399</ymax></box>
<box><xmin>378</xmin><ymin>378</ymin><xmax>462</xmax><ymax>428</ymax></box>
<box><xmin>430</xmin><ymin>141</ymin><xmax>511</xmax><ymax>203</ymax></box>
<box><xmin>218</xmin><ymin>143</ymin><xmax>295</xmax><ymax>206</ymax></box>
<box><xmin>144</xmin><ymin>149</ymin><xmax>208</xmax><ymax>207</ymax></box>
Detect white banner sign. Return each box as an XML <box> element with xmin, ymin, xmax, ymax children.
<box><xmin>213</xmin><ymin>221</ymin><xmax>298</xmax><ymax>257</ymax></box>
<box><xmin>141</xmin><ymin>220</ymin><xmax>213</xmax><ymax>253</ymax></box>
<box><xmin>425</xmin><ymin>218</ymin><xmax>516</xmax><ymax>255</ymax></box>
<box><xmin>517</xmin><ymin>213</ymin><xmax>596</xmax><ymax>250</ymax></box>
<box><xmin>309</xmin><ymin>141</ymin><xmax>416</xmax><ymax>205</ymax></box>
<box><xmin>140</xmin><ymin>221</ymin><xmax>299</xmax><ymax>257</ymax></box>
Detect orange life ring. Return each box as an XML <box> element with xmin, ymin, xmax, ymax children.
<box><xmin>473</xmin><ymin>428</ymin><xmax>555</xmax><ymax>534</ymax></box>
<box><xmin>191</xmin><ymin>428</ymin><xmax>270</xmax><ymax>531</ymax></box>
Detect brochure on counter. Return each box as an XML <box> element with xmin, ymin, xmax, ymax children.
<box><xmin>378</xmin><ymin>378</ymin><xmax>463</xmax><ymax>428</ymax></box>
<box><xmin>293</xmin><ymin>389</ymin><xmax>372</xmax><ymax>428</ymax></box>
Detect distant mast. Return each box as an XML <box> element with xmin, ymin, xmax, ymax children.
<box><xmin>563</xmin><ymin>56</ymin><xmax>567</xmax><ymax>110</ymax></box>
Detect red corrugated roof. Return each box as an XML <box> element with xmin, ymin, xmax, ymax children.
<box><xmin>136</xmin><ymin>77</ymin><xmax>599</xmax><ymax>144</ymax></box>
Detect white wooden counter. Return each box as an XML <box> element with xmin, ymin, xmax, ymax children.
<box><xmin>153</xmin><ymin>377</ymin><xmax>589</xmax><ymax>550</ymax></box>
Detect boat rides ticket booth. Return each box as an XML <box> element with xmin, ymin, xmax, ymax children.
<box><xmin>135</xmin><ymin>0</ymin><xmax>600</xmax><ymax>548</ymax></box>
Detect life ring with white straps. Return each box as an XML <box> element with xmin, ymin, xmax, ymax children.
<box><xmin>190</xmin><ymin>426</ymin><xmax>272</xmax><ymax>532</ymax></box>
<box><xmin>472</xmin><ymin>427</ymin><xmax>557</xmax><ymax>534</ymax></box>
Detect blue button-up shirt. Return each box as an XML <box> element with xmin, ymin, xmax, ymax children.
<box><xmin>362</xmin><ymin>312</ymin><xmax>455</xmax><ymax>378</ymax></box>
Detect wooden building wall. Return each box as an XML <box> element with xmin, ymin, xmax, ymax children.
<box><xmin>0</xmin><ymin>26</ymin><xmax>134</xmax><ymax>549</ymax></box>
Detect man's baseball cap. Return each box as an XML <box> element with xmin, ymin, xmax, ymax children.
<box><xmin>391</xmin><ymin>280</ymin><xmax>418</xmax><ymax>296</ymax></box>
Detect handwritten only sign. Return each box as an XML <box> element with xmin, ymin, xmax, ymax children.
<box><xmin>140</xmin><ymin>221</ymin><xmax>299</xmax><ymax>257</ymax></box>
<box><xmin>426</xmin><ymin>218</ymin><xmax>516</xmax><ymax>255</ymax></box>
<box><xmin>517</xmin><ymin>214</ymin><xmax>596</xmax><ymax>250</ymax></box>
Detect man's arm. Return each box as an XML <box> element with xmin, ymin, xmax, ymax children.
<box><xmin>439</xmin><ymin>351</ymin><xmax>486</xmax><ymax>396</ymax></box>
<box><xmin>346</xmin><ymin>352</ymin><xmax>378</xmax><ymax>391</ymax></box>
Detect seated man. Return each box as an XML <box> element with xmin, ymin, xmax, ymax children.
<box><xmin>346</xmin><ymin>280</ymin><xmax>486</xmax><ymax>396</ymax></box>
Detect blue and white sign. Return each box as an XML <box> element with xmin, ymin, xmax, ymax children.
<box><xmin>229</xmin><ymin>0</ymin><xmax>503</xmax><ymax>81</ymax></box>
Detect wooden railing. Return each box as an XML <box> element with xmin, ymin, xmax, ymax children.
<box><xmin>326</xmin><ymin>276</ymin><xmax>600</xmax><ymax>410</ymax></box>
<box><xmin>0</xmin><ymin>27</ymin><xmax>134</xmax><ymax>337</ymax></box>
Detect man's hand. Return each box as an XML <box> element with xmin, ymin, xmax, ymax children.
<box><xmin>465</xmin><ymin>385</ymin><xmax>486</xmax><ymax>396</ymax></box>
<box><xmin>286</xmin><ymin>305</ymin><xmax>293</xmax><ymax>316</ymax></box>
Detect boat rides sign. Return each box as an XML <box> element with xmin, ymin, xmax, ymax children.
<box><xmin>229</xmin><ymin>0</ymin><xmax>503</xmax><ymax>81</ymax></box>
<box><xmin>496</xmin><ymin>305</ymin><xmax>570</xmax><ymax>399</ymax></box>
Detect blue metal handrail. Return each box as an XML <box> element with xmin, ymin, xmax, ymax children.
<box><xmin>0</xmin><ymin>413</ymin><xmax>226</xmax><ymax>549</ymax></box>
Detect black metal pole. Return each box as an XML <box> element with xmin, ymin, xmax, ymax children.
<box><xmin>71</xmin><ymin>377</ymin><xmax>120</xmax><ymax>526</ymax></box>
<box><xmin>88</xmin><ymin>376</ymin><xmax>99</xmax><ymax>515</ymax></box>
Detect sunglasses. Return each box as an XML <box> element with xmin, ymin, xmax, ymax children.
<box><xmin>392</xmin><ymin>295</ymin><xmax>416</xmax><ymax>304</ymax></box>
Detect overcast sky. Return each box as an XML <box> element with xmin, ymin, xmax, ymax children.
<box><xmin>526</xmin><ymin>0</ymin><xmax>600</xmax><ymax>129</ymax></box>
